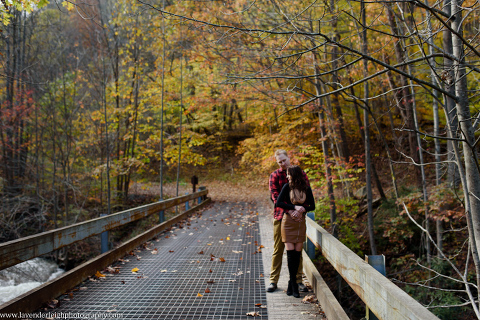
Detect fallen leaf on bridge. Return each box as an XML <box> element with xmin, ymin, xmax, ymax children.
<box><xmin>131</xmin><ymin>268</ymin><xmax>139</xmax><ymax>273</ymax></box>
<box><xmin>246</xmin><ymin>311</ymin><xmax>260</xmax><ymax>317</ymax></box>
<box><xmin>106</xmin><ymin>266</ymin><xmax>120</xmax><ymax>274</ymax></box>
<box><xmin>198</xmin><ymin>250</ymin><xmax>204</xmax><ymax>254</ymax></box>
<box><xmin>205</xmin><ymin>288</ymin><xmax>211</xmax><ymax>293</ymax></box>
<box><xmin>95</xmin><ymin>271</ymin><xmax>106</xmax><ymax>278</ymax></box>
<box><xmin>219</xmin><ymin>257</ymin><xmax>226</xmax><ymax>262</ymax></box>
<box><xmin>169</xmin><ymin>250</ymin><xmax>174</xmax><ymax>253</ymax></box>
<box><xmin>302</xmin><ymin>295</ymin><xmax>318</xmax><ymax>304</ymax></box>
<box><xmin>197</xmin><ymin>293</ymin><xmax>203</xmax><ymax>297</ymax></box>
<box><xmin>255</xmin><ymin>304</ymin><xmax>267</xmax><ymax>308</ymax></box>
<box><xmin>47</xmin><ymin>299</ymin><xmax>60</xmax><ymax>309</ymax></box>
<box><xmin>151</xmin><ymin>249</ymin><xmax>158</xmax><ymax>254</ymax></box>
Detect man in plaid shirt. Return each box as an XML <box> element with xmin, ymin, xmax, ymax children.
<box><xmin>267</xmin><ymin>149</ymin><xmax>309</xmax><ymax>293</ymax></box>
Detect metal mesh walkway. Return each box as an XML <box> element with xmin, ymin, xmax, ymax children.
<box><xmin>53</xmin><ymin>201</ymin><xmax>267</xmax><ymax>319</ymax></box>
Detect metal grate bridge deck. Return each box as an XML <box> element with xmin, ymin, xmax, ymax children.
<box><xmin>51</xmin><ymin>201</ymin><xmax>267</xmax><ymax>319</ymax></box>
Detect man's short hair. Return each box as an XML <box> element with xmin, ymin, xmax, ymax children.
<box><xmin>275</xmin><ymin>149</ymin><xmax>288</xmax><ymax>157</ymax></box>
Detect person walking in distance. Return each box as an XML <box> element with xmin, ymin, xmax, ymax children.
<box><xmin>267</xmin><ymin>150</ymin><xmax>309</xmax><ymax>293</ymax></box>
<box><xmin>276</xmin><ymin>165</ymin><xmax>315</xmax><ymax>297</ymax></box>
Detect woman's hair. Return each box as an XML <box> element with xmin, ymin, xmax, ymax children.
<box><xmin>287</xmin><ymin>165</ymin><xmax>308</xmax><ymax>192</ymax></box>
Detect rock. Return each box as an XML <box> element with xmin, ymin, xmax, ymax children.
<box><xmin>354</xmin><ymin>186</ymin><xmax>367</xmax><ymax>199</ymax></box>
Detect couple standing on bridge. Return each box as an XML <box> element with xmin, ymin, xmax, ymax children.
<box><xmin>267</xmin><ymin>149</ymin><xmax>316</xmax><ymax>298</ymax></box>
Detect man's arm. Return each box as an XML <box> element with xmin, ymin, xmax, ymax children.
<box><xmin>269</xmin><ymin>171</ymin><xmax>281</xmax><ymax>203</ymax></box>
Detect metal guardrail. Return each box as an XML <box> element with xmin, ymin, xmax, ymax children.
<box><xmin>0</xmin><ymin>192</ymin><xmax>211</xmax><ymax>314</ymax></box>
<box><xmin>0</xmin><ymin>189</ymin><xmax>208</xmax><ymax>271</ymax></box>
<box><xmin>305</xmin><ymin>216</ymin><xmax>440</xmax><ymax>320</ymax></box>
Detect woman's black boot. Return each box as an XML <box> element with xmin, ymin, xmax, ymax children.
<box><xmin>286</xmin><ymin>250</ymin><xmax>296</xmax><ymax>296</ymax></box>
<box><xmin>286</xmin><ymin>280</ymin><xmax>293</xmax><ymax>296</ymax></box>
<box><xmin>291</xmin><ymin>280</ymin><xmax>300</xmax><ymax>298</ymax></box>
<box><xmin>291</xmin><ymin>251</ymin><xmax>301</xmax><ymax>298</ymax></box>
<box><xmin>287</xmin><ymin>250</ymin><xmax>301</xmax><ymax>298</ymax></box>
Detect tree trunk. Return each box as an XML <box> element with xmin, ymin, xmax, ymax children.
<box><xmin>330</xmin><ymin>0</ymin><xmax>349</xmax><ymax>163</ymax></box>
<box><xmin>451</xmin><ymin>0</ymin><xmax>480</xmax><ymax>307</ymax></box>
<box><xmin>362</xmin><ymin>0</ymin><xmax>376</xmax><ymax>255</ymax></box>
<box><xmin>313</xmin><ymin>55</ymin><xmax>337</xmax><ymax>238</ymax></box>
<box><xmin>176</xmin><ymin>53</ymin><xmax>184</xmax><ymax>202</ymax></box>
<box><xmin>408</xmin><ymin>67</ymin><xmax>431</xmax><ymax>264</ymax></box>
<box><xmin>351</xmin><ymin>85</ymin><xmax>387</xmax><ymax>200</ymax></box>
<box><xmin>427</xmin><ymin>3</ymin><xmax>444</xmax><ymax>256</ymax></box>
<box><xmin>385</xmin><ymin>3</ymin><xmax>421</xmax><ymax>187</ymax></box>
<box><xmin>441</xmin><ymin>0</ymin><xmax>460</xmax><ymax>187</ymax></box>
<box><xmin>102</xmin><ymin>57</ymin><xmax>111</xmax><ymax>216</ymax></box>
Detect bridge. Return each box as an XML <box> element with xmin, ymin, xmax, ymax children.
<box><xmin>0</xmin><ymin>189</ymin><xmax>439</xmax><ymax>320</ymax></box>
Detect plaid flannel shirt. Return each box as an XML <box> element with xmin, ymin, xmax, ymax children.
<box><xmin>269</xmin><ymin>168</ymin><xmax>310</xmax><ymax>220</ymax></box>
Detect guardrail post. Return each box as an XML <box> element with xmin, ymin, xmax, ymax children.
<box><xmin>185</xmin><ymin>192</ymin><xmax>190</xmax><ymax>210</ymax></box>
<box><xmin>365</xmin><ymin>255</ymin><xmax>386</xmax><ymax>320</ymax></box>
<box><xmin>198</xmin><ymin>186</ymin><xmax>206</xmax><ymax>204</ymax></box>
<box><xmin>100</xmin><ymin>214</ymin><xmax>109</xmax><ymax>253</ymax></box>
<box><xmin>305</xmin><ymin>211</ymin><xmax>316</xmax><ymax>259</ymax></box>
<box><xmin>159</xmin><ymin>210</ymin><xmax>165</xmax><ymax>223</ymax></box>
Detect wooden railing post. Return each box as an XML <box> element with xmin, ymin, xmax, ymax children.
<box><xmin>185</xmin><ymin>192</ymin><xmax>190</xmax><ymax>210</ymax></box>
<box><xmin>198</xmin><ymin>186</ymin><xmax>206</xmax><ymax>203</ymax></box>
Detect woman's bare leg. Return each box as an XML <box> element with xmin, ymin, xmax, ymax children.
<box><xmin>294</xmin><ymin>242</ymin><xmax>303</xmax><ymax>251</ymax></box>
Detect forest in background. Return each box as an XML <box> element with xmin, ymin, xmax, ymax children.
<box><xmin>1</xmin><ymin>0</ymin><xmax>480</xmax><ymax>318</ymax></box>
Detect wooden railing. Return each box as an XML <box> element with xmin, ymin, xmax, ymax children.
<box><xmin>305</xmin><ymin>216</ymin><xmax>440</xmax><ymax>320</ymax></box>
<box><xmin>0</xmin><ymin>190</ymin><xmax>210</xmax><ymax>313</ymax></box>
<box><xmin>0</xmin><ymin>190</ymin><xmax>207</xmax><ymax>271</ymax></box>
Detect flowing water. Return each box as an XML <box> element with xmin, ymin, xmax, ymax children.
<box><xmin>0</xmin><ymin>258</ymin><xmax>64</xmax><ymax>305</ymax></box>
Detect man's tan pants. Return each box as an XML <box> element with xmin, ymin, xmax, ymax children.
<box><xmin>269</xmin><ymin>218</ymin><xmax>303</xmax><ymax>284</ymax></box>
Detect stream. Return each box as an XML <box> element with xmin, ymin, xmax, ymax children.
<box><xmin>0</xmin><ymin>258</ymin><xmax>64</xmax><ymax>305</ymax></box>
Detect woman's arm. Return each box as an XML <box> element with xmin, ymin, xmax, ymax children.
<box><xmin>302</xmin><ymin>187</ymin><xmax>315</xmax><ymax>213</ymax></box>
<box><xmin>276</xmin><ymin>184</ymin><xmax>296</xmax><ymax>211</ymax></box>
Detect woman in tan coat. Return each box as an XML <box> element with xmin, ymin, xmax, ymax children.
<box><xmin>276</xmin><ymin>165</ymin><xmax>315</xmax><ymax>297</ymax></box>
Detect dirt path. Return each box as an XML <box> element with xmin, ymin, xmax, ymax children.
<box><xmin>131</xmin><ymin>178</ymin><xmax>271</xmax><ymax>206</ymax></box>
